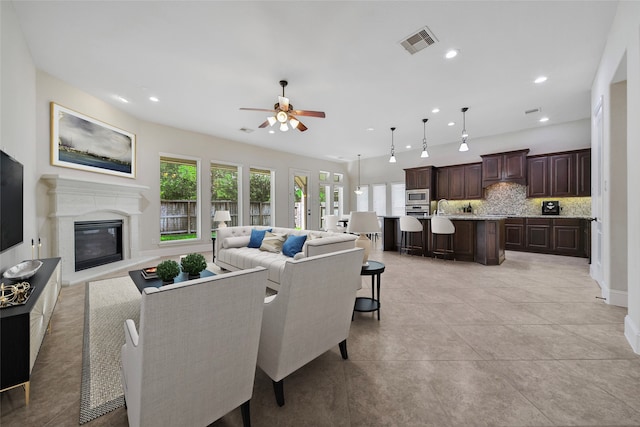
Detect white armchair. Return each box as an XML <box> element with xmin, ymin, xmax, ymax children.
<box><xmin>120</xmin><ymin>267</ymin><xmax>267</xmax><ymax>427</ymax></box>
<box><xmin>257</xmin><ymin>247</ymin><xmax>363</xmax><ymax>406</ymax></box>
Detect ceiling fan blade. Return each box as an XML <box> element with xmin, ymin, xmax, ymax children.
<box><xmin>291</xmin><ymin>109</ymin><xmax>326</xmax><ymax>118</ymax></box>
<box><xmin>296</xmin><ymin>120</ymin><xmax>308</xmax><ymax>132</ymax></box>
<box><xmin>258</xmin><ymin>120</ymin><xmax>270</xmax><ymax>128</ymax></box>
<box><xmin>239</xmin><ymin>107</ymin><xmax>276</xmax><ymax>113</ymax></box>
<box><xmin>278</xmin><ymin>96</ymin><xmax>290</xmax><ymax>112</ymax></box>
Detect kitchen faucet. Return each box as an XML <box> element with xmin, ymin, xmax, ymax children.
<box><xmin>437</xmin><ymin>199</ymin><xmax>448</xmax><ymax>215</ymax></box>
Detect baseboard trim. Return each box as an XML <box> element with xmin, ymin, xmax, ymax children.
<box><xmin>598</xmin><ymin>282</ymin><xmax>628</xmax><ymax>308</ymax></box>
<box><xmin>624</xmin><ymin>315</ymin><xmax>640</xmax><ymax>354</ymax></box>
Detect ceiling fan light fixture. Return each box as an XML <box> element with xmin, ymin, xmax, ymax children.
<box><xmin>267</xmin><ymin>116</ymin><xmax>277</xmax><ymax>127</ymax></box>
<box><xmin>276</xmin><ymin>111</ymin><xmax>288</xmax><ymax>123</ymax></box>
<box><xmin>289</xmin><ymin>117</ymin><xmax>299</xmax><ymax>129</ymax></box>
<box><xmin>280</xmin><ymin>122</ymin><xmax>289</xmax><ymax>132</ymax></box>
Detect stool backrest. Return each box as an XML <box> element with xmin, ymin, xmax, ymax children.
<box><xmin>399</xmin><ymin>215</ymin><xmax>423</xmax><ymax>232</ymax></box>
<box><xmin>431</xmin><ymin>216</ymin><xmax>455</xmax><ymax>234</ymax></box>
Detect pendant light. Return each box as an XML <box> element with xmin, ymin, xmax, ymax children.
<box><xmin>354</xmin><ymin>154</ymin><xmax>363</xmax><ymax>195</ymax></box>
<box><xmin>420</xmin><ymin>118</ymin><xmax>429</xmax><ymax>158</ymax></box>
<box><xmin>389</xmin><ymin>127</ymin><xmax>397</xmax><ymax>163</ymax></box>
<box><xmin>459</xmin><ymin>107</ymin><xmax>469</xmax><ymax>152</ymax></box>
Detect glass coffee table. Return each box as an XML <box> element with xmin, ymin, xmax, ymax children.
<box><xmin>128</xmin><ymin>269</ymin><xmax>215</xmax><ymax>293</ymax></box>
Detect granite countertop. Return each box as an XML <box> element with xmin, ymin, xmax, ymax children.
<box><xmin>384</xmin><ymin>215</ymin><xmax>592</xmax><ymax>220</ymax></box>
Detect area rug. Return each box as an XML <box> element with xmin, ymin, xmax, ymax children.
<box><xmin>79</xmin><ymin>277</ymin><xmax>141</xmax><ymax>424</ymax></box>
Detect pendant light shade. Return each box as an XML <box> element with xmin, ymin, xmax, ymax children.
<box><xmin>389</xmin><ymin>127</ymin><xmax>397</xmax><ymax>163</ymax></box>
<box><xmin>459</xmin><ymin>107</ymin><xmax>469</xmax><ymax>152</ymax></box>
<box><xmin>354</xmin><ymin>154</ymin><xmax>363</xmax><ymax>195</ymax></box>
<box><xmin>420</xmin><ymin>118</ymin><xmax>429</xmax><ymax>158</ymax></box>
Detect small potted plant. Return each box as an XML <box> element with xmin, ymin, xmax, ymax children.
<box><xmin>156</xmin><ymin>260</ymin><xmax>181</xmax><ymax>285</ymax></box>
<box><xmin>181</xmin><ymin>253</ymin><xmax>207</xmax><ymax>279</ymax></box>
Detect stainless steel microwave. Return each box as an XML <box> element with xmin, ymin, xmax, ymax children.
<box><xmin>406</xmin><ymin>189</ymin><xmax>430</xmax><ymax>206</ymax></box>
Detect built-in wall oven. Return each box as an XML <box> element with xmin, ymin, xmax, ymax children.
<box><xmin>406</xmin><ymin>205</ymin><xmax>430</xmax><ymax>217</ymax></box>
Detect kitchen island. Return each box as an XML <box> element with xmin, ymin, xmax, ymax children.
<box><xmin>383</xmin><ymin>215</ymin><xmax>506</xmax><ymax>265</ymax></box>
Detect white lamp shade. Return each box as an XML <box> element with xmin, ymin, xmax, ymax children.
<box><xmin>347</xmin><ymin>211</ymin><xmax>381</xmax><ymax>234</ymax></box>
<box><xmin>213</xmin><ymin>210</ymin><xmax>231</xmax><ymax>222</ymax></box>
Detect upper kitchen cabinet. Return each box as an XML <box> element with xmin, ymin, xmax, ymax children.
<box><xmin>481</xmin><ymin>149</ymin><xmax>529</xmax><ymax>188</ymax></box>
<box><xmin>405</xmin><ymin>166</ymin><xmax>435</xmax><ymax>191</ymax></box>
<box><xmin>576</xmin><ymin>149</ymin><xmax>591</xmax><ymax>197</ymax></box>
<box><xmin>435</xmin><ymin>163</ymin><xmax>482</xmax><ymax>200</ymax></box>
<box><xmin>527</xmin><ymin>149</ymin><xmax>590</xmax><ymax>198</ymax></box>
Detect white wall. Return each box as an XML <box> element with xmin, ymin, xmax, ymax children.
<box><xmin>0</xmin><ymin>1</ymin><xmax>38</xmax><ymax>271</ymax></box>
<box><xmin>34</xmin><ymin>72</ymin><xmax>350</xmax><ymax>258</ymax></box>
<box><xmin>591</xmin><ymin>1</ymin><xmax>640</xmax><ymax>353</ymax></box>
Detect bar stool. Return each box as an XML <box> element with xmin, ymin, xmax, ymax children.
<box><xmin>399</xmin><ymin>215</ymin><xmax>424</xmax><ymax>255</ymax></box>
<box><xmin>431</xmin><ymin>216</ymin><xmax>455</xmax><ymax>260</ymax></box>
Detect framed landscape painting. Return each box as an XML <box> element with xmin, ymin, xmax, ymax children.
<box><xmin>50</xmin><ymin>102</ymin><xmax>136</xmax><ymax>178</ymax></box>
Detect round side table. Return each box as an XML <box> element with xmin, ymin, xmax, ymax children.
<box><xmin>353</xmin><ymin>260</ymin><xmax>385</xmax><ymax>320</ymax></box>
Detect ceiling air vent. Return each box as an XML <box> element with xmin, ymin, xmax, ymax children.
<box><xmin>525</xmin><ymin>107</ymin><xmax>541</xmax><ymax>115</ymax></box>
<box><xmin>400</xmin><ymin>26</ymin><xmax>438</xmax><ymax>55</ymax></box>
<box><xmin>239</xmin><ymin>127</ymin><xmax>254</xmax><ymax>133</ymax></box>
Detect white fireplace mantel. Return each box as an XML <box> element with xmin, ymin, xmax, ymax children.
<box><xmin>41</xmin><ymin>174</ymin><xmax>155</xmax><ymax>285</ymax></box>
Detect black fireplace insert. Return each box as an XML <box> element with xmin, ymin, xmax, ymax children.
<box><xmin>74</xmin><ymin>220</ymin><xmax>123</xmax><ymax>271</ymax></box>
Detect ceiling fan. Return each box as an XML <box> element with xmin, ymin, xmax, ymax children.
<box><xmin>240</xmin><ymin>80</ymin><xmax>325</xmax><ymax>132</ymax></box>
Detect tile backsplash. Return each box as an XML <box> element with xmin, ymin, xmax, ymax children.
<box><xmin>435</xmin><ymin>182</ymin><xmax>591</xmax><ymax>217</ymax></box>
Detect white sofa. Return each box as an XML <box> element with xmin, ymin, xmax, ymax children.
<box><xmin>215</xmin><ymin>226</ymin><xmax>357</xmax><ymax>291</ymax></box>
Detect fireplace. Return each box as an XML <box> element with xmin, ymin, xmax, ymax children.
<box><xmin>74</xmin><ymin>220</ymin><xmax>123</xmax><ymax>271</ymax></box>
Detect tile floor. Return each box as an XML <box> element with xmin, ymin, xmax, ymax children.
<box><xmin>1</xmin><ymin>248</ymin><xmax>639</xmax><ymax>426</ymax></box>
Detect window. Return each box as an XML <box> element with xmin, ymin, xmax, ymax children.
<box><xmin>356</xmin><ymin>185</ymin><xmax>369</xmax><ymax>211</ymax></box>
<box><xmin>391</xmin><ymin>182</ymin><xmax>406</xmax><ymax>217</ymax></box>
<box><xmin>372</xmin><ymin>184</ymin><xmax>386</xmax><ymax>216</ymax></box>
<box><xmin>211</xmin><ymin>163</ymin><xmax>239</xmax><ymax>230</ymax></box>
<box><xmin>333</xmin><ymin>185</ymin><xmax>344</xmax><ymax>217</ymax></box>
<box><xmin>319</xmin><ymin>184</ymin><xmax>331</xmax><ymax>229</ymax></box>
<box><xmin>250</xmin><ymin>167</ymin><xmax>274</xmax><ymax>226</ymax></box>
<box><xmin>160</xmin><ymin>156</ymin><xmax>200</xmax><ymax>242</ymax></box>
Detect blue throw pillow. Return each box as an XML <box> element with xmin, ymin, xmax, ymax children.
<box><xmin>282</xmin><ymin>234</ymin><xmax>307</xmax><ymax>257</ymax></box>
<box><xmin>248</xmin><ymin>228</ymin><xmax>272</xmax><ymax>248</ymax></box>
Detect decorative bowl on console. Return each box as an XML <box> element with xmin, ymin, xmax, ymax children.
<box><xmin>3</xmin><ymin>260</ymin><xmax>43</xmax><ymax>281</ymax></box>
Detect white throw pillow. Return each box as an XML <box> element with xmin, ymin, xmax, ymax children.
<box><xmin>293</xmin><ymin>252</ymin><xmax>306</xmax><ymax>260</ymax></box>
<box><xmin>222</xmin><ymin>236</ymin><xmax>250</xmax><ymax>248</ymax></box>
<box><xmin>260</xmin><ymin>232</ymin><xmax>287</xmax><ymax>253</ymax></box>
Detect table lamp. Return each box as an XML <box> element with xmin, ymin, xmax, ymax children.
<box><xmin>347</xmin><ymin>211</ymin><xmax>381</xmax><ymax>266</ymax></box>
<box><xmin>213</xmin><ymin>210</ymin><xmax>231</xmax><ymax>228</ymax></box>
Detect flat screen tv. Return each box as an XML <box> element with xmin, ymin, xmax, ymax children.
<box><xmin>0</xmin><ymin>150</ymin><xmax>24</xmax><ymax>253</ymax></box>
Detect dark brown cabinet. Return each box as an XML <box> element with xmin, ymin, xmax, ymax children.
<box><xmin>550</xmin><ymin>153</ymin><xmax>575</xmax><ymax>196</ymax></box>
<box><xmin>481</xmin><ymin>149</ymin><xmax>529</xmax><ymax>188</ymax></box>
<box><xmin>527</xmin><ymin>149</ymin><xmax>590</xmax><ymax>198</ymax></box>
<box><xmin>526</xmin><ymin>218</ymin><xmax>552</xmax><ymax>251</ymax></box>
<box><xmin>464</xmin><ymin>163</ymin><xmax>483</xmax><ymax>199</ymax></box>
<box><xmin>505</xmin><ymin>217</ymin><xmax>587</xmax><ymax>257</ymax></box>
<box><xmin>435</xmin><ymin>163</ymin><xmax>482</xmax><ymax>200</ymax></box>
<box><xmin>504</xmin><ymin>217</ymin><xmax>525</xmax><ymax>251</ymax></box>
<box><xmin>436</xmin><ymin>167</ymin><xmax>449</xmax><ymax>200</ymax></box>
<box><xmin>577</xmin><ymin>150</ymin><xmax>591</xmax><ymax>197</ymax></box>
<box><xmin>405</xmin><ymin>166</ymin><xmax>435</xmax><ymax>191</ymax></box>
<box><xmin>448</xmin><ymin>166</ymin><xmax>465</xmax><ymax>199</ymax></box>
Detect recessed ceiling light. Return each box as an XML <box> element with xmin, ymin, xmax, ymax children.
<box><xmin>447</xmin><ymin>121</ymin><xmax>455</xmax><ymax>126</ymax></box>
<box><xmin>539</xmin><ymin>117</ymin><xmax>549</xmax><ymax>122</ymax></box>
<box><xmin>405</xmin><ymin>145</ymin><xmax>412</xmax><ymax>149</ymax></box>
<box><xmin>534</xmin><ymin>76</ymin><xmax>548</xmax><ymax>84</ymax></box>
<box><xmin>117</xmin><ymin>96</ymin><xmax>129</xmax><ymax>103</ymax></box>
<box><xmin>268</xmin><ymin>130</ymin><xmax>275</xmax><ymax>134</ymax></box>
<box><xmin>149</xmin><ymin>96</ymin><xmax>159</xmax><ymax>102</ymax></box>
<box><xmin>445</xmin><ymin>49</ymin><xmax>458</xmax><ymax>59</ymax></box>
<box><xmin>432</xmin><ymin>108</ymin><xmax>440</xmax><ymax>113</ymax></box>
<box><xmin>366</xmin><ymin>127</ymin><xmax>375</xmax><ymax>131</ymax></box>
